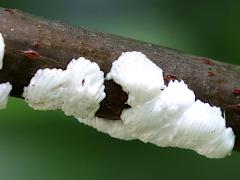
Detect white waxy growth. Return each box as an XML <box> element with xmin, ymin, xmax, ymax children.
<box><xmin>0</xmin><ymin>33</ymin><xmax>12</xmax><ymax>109</ymax></box>
<box><xmin>174</xmin><ymin>100</ymin><xmax>234</xmax><ymax>158</ymax></box>
<box><xmin>0</xmin><ymin>33</ymin><xmax>5</xmax><ymax>69</ymax></box>
<box><xmin>23</xmin><ymin>68</ymin><xmax>66</xmax><ymax>110</ymax></box>
<box><xmin>121</xmin><ymin>81</ymin><xmax>234</xmax><ymax>158</ymax></box>
<box><xmin>78</xmin><ymin>117</ymin><xmax>134</xmax><ymax>140</ymax></box>
<box><xmin>105</xmin><ymin>51</ymin><xmax>235</xmax><ymax>158</ymax></box>
<box><xmin>23</xmin><ymin>51</ymin><xmax>235</xmax><ymax>158</ymax></box>
<box><xmin>23</xmin><ymin>57</ymin><xmax>106</xmax><ymax>119</ymax></box>
<box><xmin>121</xmin><ymin>80</ymin><xmax>196</xmax><ymax>146</ymax></box>
<box><xmin>0</xmin><ymin>82</ymin><xmax>12</xmax><ymax>109</ymax></box>
<box><xmin>62</xmin><ymin>58</ymin><xmax>105</xmax><ymax>119</ymax></box>
<box><xmin>106</xmin><ymin>51</ymin><xmax>165</xmax><ymax>107</ymax></box>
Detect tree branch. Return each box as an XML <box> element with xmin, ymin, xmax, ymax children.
<box><xmin>0</xmin><ymin>8</ymin><xmax>240</xmax><ymax>150</ymax></box>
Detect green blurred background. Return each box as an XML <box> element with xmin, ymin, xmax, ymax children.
<box><xmin>1</xmin><ymin>0</ymin><xmax>240</xmax><ymax>179</ymax></box>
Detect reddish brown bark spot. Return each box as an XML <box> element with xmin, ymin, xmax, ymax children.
<box><xmin>226</xmin><ymin>104</ymin><xmax>240</xmax><ymax>111</ymax></box>
<box><xmin>233</xmin><ymin>88</ymin><xmax>240</xmax><ymax>95</ymax></box>
<box><xmin>4</xmin><ymin>9</ymin><xmax>14</xmax><ymax>15</ymax></box>
<box><xmin>164</xmin><ymin>74</ymin><xmax>178</xmax><ymax>82</ymax></box>
<box><xmin>207</xmin><ymin>71</ymin><xmax>215</xmax><ymax>77</ymax></box>
<box><xmin>201</xmin><ymin>58</ymin><xmax>215</xmax><ymax>65</ymax></box>
<box><xmin>21</xmin><ymin>50</ymin><xmax>40</xmax><ymax>60</ymax></box>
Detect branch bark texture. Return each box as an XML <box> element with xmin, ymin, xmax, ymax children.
<box><xmin>0</xmin><ymin>8</ymin><xmax>240</xmax><ymax>149</ymax></box>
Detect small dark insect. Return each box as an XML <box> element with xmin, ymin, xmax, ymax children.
<box><xmin>207</xmin><ymin>72</ymin><xmax>215</xmax><ymax>77</ymax></box>
<box><xmin>82</xmin><ymin>79</ymin><xmax>85</xmax><ymax>86</ymax></box>
<box><xmin>21</xmin><ymin>50</ymin><xmax>40</xmax><ymax>60</ymax></box>
<box><xmin>201</xmin><ymin>58</ymin><xmax>215</xmax><ymax>65</ymax></box>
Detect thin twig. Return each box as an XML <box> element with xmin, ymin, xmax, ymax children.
<box><xmin>0</xmin><ymin>7</ymin><xmax>240</xmax><ymax>149</ymax></box>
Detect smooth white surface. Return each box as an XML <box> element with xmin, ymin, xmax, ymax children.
<box><xmin>0</xmin><ymin>33</ymin><xmax>5</xmax><ymax>69</ymax></box>
<box><xmin>106</xmin><ymin>51</ymin><xmax>165</xmax><ymax>107</ymax></box>
<box><xmin>0</xmin><ymin>82</ymin><xmax>12</xmax><ymax>109</ymax></box>
<box><xmin>78</xmin><ymin>117</ymin><xmax>134</xmax><ymax>140</ymax></box>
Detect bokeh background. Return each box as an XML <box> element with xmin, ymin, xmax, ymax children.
<box><xmin>1</xmin><ymin>0</ymin><xmax>240</xmax><ymax>179</ymax></box>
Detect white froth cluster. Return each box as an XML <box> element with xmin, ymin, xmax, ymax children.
<box><xmin>0</xmin><ymin>83</ymin><xmax>12</xmax><ymax>109</ymax></box>
<box><xmin>23</xmin><ymin>57</ymin><xmax>106</xmax><ymax>119</ymax></box>
<box><xmin>105</xmin><ymin>51</ymin><xmax>235</xmax><ymax>158</ymax></box>
<box><xmin>106</xmin><ymin>52</ymin><xmax>165</xmax><ymax>106</ymax></box>
<box><xmin>23</xmin><ymin>51</ymin><xmax>235</xmax><ymax>158</ymax></box>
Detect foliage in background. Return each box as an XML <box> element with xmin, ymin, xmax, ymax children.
<box><xmin>0</xmin><ymin>0</ymin><xmax>239</xmax><ymax>179</ymax></box>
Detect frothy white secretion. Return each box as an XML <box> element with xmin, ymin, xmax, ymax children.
<box><xmin>23</xmin><ymin>57</ymin><xmax>106</xmax><ymax>119</ymax></box>
<box><xmin>106</xmin><ymin>51</ymin><xmax>235</xmax><ymax>158</ymax></box>
<box><xmin>0</xmin><ymin>33</ymin><xmax>12</xmax><ymax>109</ymax></box>
<box><xmin>23</xmin><ymin>51</ymin><xmax>235</xmax><ymax>158</ymax></box>
<box><xmin>0</xmin><ymin>82</ymin><xmax>12</xmax><ymax>109</ymax></box>
<box><xmin>106</xmin><ymin>51</ymin><xmax>165</xmax><ymax>107</ymax></box>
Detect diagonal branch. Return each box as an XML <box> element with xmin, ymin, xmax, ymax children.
<box><xmin>0</xmin><ymin>8</ymin><xmax>240</xmax><ymax>149</ymax></box>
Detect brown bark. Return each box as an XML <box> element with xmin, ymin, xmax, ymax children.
<box><xmin>0</xmin><ymin>8</ymin><xmax>240</xmax><ymax>150</ymax></box>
